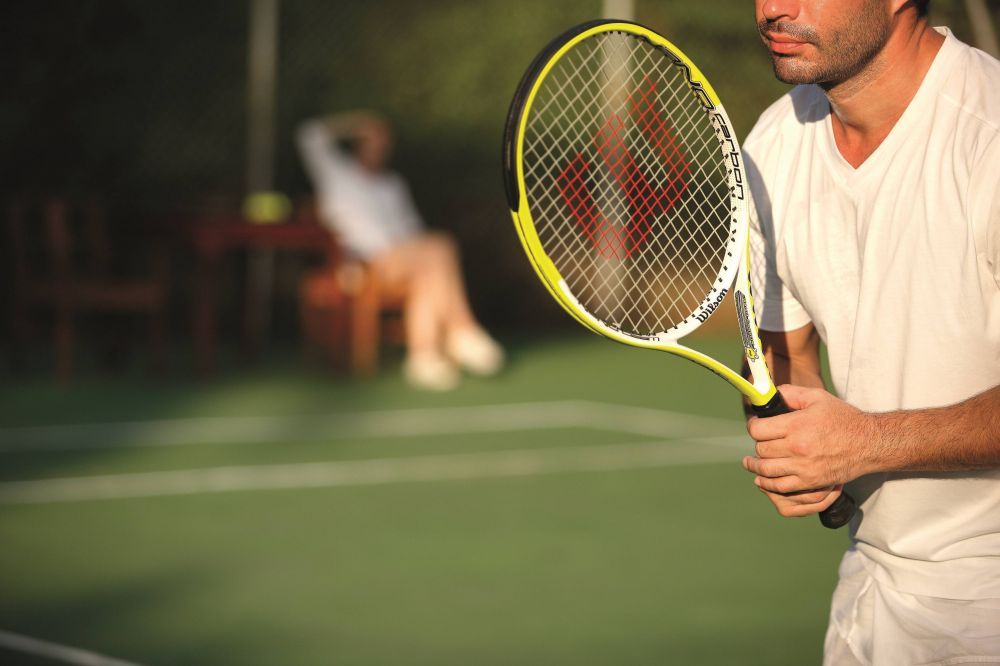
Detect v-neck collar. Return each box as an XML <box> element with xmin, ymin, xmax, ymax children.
<box><xmin>818</xmin><ymin>27</ymin><xmax>959</xmax><ymax>185</ymax></box>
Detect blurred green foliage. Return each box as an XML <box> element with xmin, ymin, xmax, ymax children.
<box><xmin>1</xmin><ymin>0</ymin><xmax>993</xmax><ymax>326</ymax></box>
<box><xmin>3</xmin><ymin>0</ymin><xmax>986</xmax><ymax>202</ymax></box>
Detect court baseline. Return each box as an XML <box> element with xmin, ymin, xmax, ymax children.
<box><xmin>0</xmin><ymin>400</ymin><xmax>748</xmax><ymax>505</ymax></box>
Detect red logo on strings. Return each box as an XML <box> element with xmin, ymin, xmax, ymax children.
<box><xmin>557</xmin><ymin>76</ymin><xmax>690</xmax><ymax>259</ymax></box>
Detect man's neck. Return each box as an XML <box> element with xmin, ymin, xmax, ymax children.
<box><xmin>825</xmin><ymin>20</ymin><xmax>944</xmax><ymax>168</ymax></box>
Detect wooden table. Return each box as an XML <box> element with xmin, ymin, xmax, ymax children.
<box><xmin>186</xmin><ymin>218</ymin><xmax>334</xmax><ymax>376</ymax></box>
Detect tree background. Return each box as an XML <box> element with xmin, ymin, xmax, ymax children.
<box><xmin>2</xmin><ymin>0</ymin><xmax>991</xmax><ymax>340</ymax></box>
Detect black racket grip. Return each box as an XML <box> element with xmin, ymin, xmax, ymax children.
<box><xmin>751</xmin><ymin>392</ymin><xmax>856</xmax><ymax>530</ymax></box>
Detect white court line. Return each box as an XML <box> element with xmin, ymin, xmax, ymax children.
<box><xmin>0</xmin><ymin>629</ymin><xmax>148</xmax><ymax>666</ymax></box>
<box><xmin>0</xmin><ymin>436</ymin><xmax>749</xmax><ymax>505</ymax></box>
<box><xmin>0</xmin><ymin>400</ymin><xmax>741</xmax><ymax>452</ymax></box>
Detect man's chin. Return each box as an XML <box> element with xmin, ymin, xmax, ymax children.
<box><xmin>771</xmin><ymin>58</ymin><xmax>819</xmax><ymax>85</ymax></box>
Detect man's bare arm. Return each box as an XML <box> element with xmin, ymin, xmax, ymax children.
<box><xmin>744</xmin><ymin>382</ymin><xmax>1000</xmax><ymax>502</ymax></box>
<box><xmin>866</xmin><ymin>385</ymin><xmax>1000</xmax><ymax>473</ymax></box>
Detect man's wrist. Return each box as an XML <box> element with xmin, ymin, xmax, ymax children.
<box><xmin>855</xmin><ymin>411</ymin><xmax>886</xmax><ymax>477</ymax></box>
<box><xmin>859</xmin><ymin>409</ymin><xmax>912</xmax><ymax>476</ymax></box>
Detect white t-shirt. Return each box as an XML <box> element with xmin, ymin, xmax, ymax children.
<box><xmin>745</xmin><ymin>29</ymin><xmax>1000</xmax><ymax>599</ymax></box>
<box><xmin>297</xmin><ymin>120</ymin><xmax>424</xmax><ymax>259</ymax></box>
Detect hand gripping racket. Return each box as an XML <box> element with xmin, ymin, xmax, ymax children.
<box><xmin>502</xmin><ymin>20</ymin><xmax>855</xmax><ymax>529</ymax></box>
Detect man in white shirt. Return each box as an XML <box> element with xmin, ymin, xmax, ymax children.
<box><xmin>740</xmin><ymin>0</ymin><xmax>1000</xmax><ymax>663</ymax></box>
<box><xmin>297</xmin><ymin>112</ymin><xmax>503</xmax><ymax>390</ymax></box>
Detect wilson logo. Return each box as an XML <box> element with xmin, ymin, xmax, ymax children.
<box><xmin>558</xmin><ymin>76</ymin><xmax>690</xmax><ymax>259</ymax></box>
<box><xmin>696</xmin><ymin>288</ymin><xmax>727</xmax><ymax>323</ymax></box>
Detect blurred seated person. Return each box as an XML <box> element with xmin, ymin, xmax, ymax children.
<box><xmin>296</xmin><ymin>111</ymin><xmax>504</xmax><ymax>391</ymax></box>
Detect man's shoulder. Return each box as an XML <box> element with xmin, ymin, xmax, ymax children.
<box><xmin>743</xmin><ymin>85</ymin><xmax>826</xmax><ymax>153</ymax></box>
<box><xmin>939</xmin><ymin>36</ymin><xmax>1000</xmax><ymax>135</ymax></box>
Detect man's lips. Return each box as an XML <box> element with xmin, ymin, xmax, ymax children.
<box><xmin>764</xmin><ymin>32</ymin><xmax>808</xmax><ymax>55</ymax></box>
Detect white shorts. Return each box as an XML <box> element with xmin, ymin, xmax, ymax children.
<box><xmin>824</xmin><ymin>548</ymin><xmax>1000</xmax><ymax>666</ymax></box>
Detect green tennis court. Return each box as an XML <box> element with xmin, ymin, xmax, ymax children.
<box><xmin>0</xmin><ymin>335</ymin><xmax>846</xmax><ymax>665</ymax></box>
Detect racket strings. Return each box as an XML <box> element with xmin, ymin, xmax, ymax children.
<box><xmin>523</xmin><ymin>32</ymin><xmax>733</xmax><ymax>336</ymax></box>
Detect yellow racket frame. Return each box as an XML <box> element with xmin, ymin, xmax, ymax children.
<box><xmin>507</xmin><ymin>21</ymin><xmax>778</xmax><ymax>407</ymax></box>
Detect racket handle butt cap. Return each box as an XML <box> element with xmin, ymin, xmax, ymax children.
<box><xmin>819</xmin><ymin>493</ymin><xmax>856</xmax><ymax>529</ymax></box>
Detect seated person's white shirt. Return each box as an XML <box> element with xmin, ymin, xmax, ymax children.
<box><xmin>297</xmin><ymin>120</ymin><xmax>423</xmax><ymax>260</ymax></box>
<box><xmin>744</xmin><ymin>29</ymin><xmax>1000</xmax><ymax>600</ymax></box>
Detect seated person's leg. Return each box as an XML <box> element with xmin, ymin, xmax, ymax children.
<box><xmin>371</xmin><ymin>232</ymin><xmax>504</xmax><ymax>389</ymax></box>
<box><xmin>372</xmin><ymin>237</ymin><xmax>457</xmax><ymax>391</ymax></box>
<box><xmin>408</xmin><ymin>233</ymin><xmax>504</xmax><ymax>375</ymax></box>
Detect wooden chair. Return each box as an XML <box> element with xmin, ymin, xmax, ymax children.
<box><xmin>296</xmin><ymin>200</ymin><xmax>406</xmax><ymax>376</ymax></box>
<box><xmin>7</xmin><ymin>197</ymin><xmax>170</xmax><ymax>381</ymax></box>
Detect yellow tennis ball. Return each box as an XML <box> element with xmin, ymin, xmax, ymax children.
<box><xmin>244</xmin><ymin>191</ymin><xmax>291</xmax><ymax>223</ymax></box>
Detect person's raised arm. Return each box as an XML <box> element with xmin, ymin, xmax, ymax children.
<box><xmin>296</xmin><ymin>117</ymin><xmax>346</xmax><ymax>187</ymax></box>
<box><xmin>296</xmin><ymin>111</ymin><xmax>386</xmax><ymax>186</ymax></box>
<box><xmin>320</xmin><ymin>111</ymin><xmax>386</xmax><ymax>140</ymax></box>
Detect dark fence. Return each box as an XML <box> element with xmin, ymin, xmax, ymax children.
<box><xmin>2</xmin><ymin>0</ymin><xmax>992</xmax><ymax>348</ymax></box>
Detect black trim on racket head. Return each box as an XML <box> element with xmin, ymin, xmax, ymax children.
<box><xmin>502</xmin><ymin>18</ymin><xmax>649</xmax><ymax>211</ymax></box>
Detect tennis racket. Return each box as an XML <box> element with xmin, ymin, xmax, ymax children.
<box><xmin>502</xmin><ymin>19</ymin><xmax>855</xmax><ymax>529</ymax></box>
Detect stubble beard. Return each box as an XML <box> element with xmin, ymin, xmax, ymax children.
<box><xmin>760</xmin><ymin>6</ymin><xmax>892</xmax><ymax>87</ymax></box>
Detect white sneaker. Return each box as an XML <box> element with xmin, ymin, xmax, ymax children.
<box><xmin>404</xmin><ymin>352</ymin><xmax>460</xmax><ymax>392</ymax></box>
<box><xmin>446</xmin><ymin>328</ymin><xmax>505</xmax><ymax>376</ymax></box>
